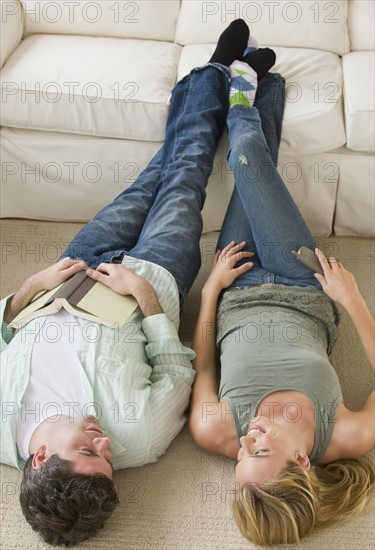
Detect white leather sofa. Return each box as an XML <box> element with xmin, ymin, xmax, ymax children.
<box><xmin>1</xmin><ymin>0</ymin><xmax>374</xmax><ymax>237</ymax></box>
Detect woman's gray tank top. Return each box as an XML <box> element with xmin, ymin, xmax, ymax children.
<box><xmin>217</xmin><ymin>284</ymin><xmax>342</xmax><ymax>465</ymax></box>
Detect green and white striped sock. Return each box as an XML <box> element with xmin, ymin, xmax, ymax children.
<box><xmin>229</xmin><ymin>60</ymin><xmax>258</xmax><ymax>108</ymax></box>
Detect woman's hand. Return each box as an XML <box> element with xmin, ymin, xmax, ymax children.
<box><xmin>32</xmin><ymin>258</ymin><xmax>87</xmax><ymax>293</ymax></box>
<box><xmin>203</xmin><ymin>241</ymin><xmax>254</xmax><ymax>295</ymax></box>
<box><xmin>314</xmin><ymin>248</ymin><xmax>362</xmax><ymax>309</ymax></box>
<box><xmin>315</xmin><ymin>248</ymin><xmax>375</xmax><ymax>374</ymax></box>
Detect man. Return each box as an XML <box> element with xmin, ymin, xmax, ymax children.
<box><xmin>0</xmin><ymin>19</ymin><xmax>263</xmax><ymax>546</ymax></box>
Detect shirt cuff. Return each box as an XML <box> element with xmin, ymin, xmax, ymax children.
<box><xmin>1</xmin><ymin>294</ymin><xmax>16</xmax><ymax>346</ymax></box>
<box><xmin>142</xmin><ymin>313</ymin><xmax>178</xmax><ymax>342</ymax></box>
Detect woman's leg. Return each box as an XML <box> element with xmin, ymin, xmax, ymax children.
<box><xmin>218</xmin><ymin>73</ymin><xmax>285</xmax><ymax>250</ymax></box>
<box><xmin>217</xmin><ymin>73</ymin><xmax>286</xmax><ymax>283</ymax></box>
<box><xmin>223</xmin><ymin>95</ymin><xmax>320</xmax><ymax>287</ymax></box>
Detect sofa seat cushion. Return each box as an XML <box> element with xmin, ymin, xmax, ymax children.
<box><xmin>334</xmin><ymin>148</ymin><xmax>375</xmax><ymax>236</ymax></box>
<box><xmin>1</xmin><ymin>126</ymin><xmax>162</xmax><ymax>221</ymax></box>
<box><xmin>0</xmin><ymin>34</ymin><xmax>181</xmax><ymax>141</ymax></box>
<box><xmin>178</xmin><ymin>45</ymin><xmax>346</xmax><ymax>155</ymax></box>
<box><xmin>1</xmin><ymin>126</ymin><xmax>338</xmax><ymax>238</ymax></box>
<box><xmin>343</xmin><ymin>51</ymin><xmax>375</xmax><ymax>152</ymax></box>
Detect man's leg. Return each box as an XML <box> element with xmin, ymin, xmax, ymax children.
<box><xmin>61</xmin><ymin>147</ymin><xmax>163</xmax><ymax>265</ymax></box>
<box><xmin>129</xmin><ymin>64</ymin><xmax>230</xmax><ymax>299</ymax></box>
<box><xmin>62</xmin><ymin>19</ymin><xmax>249</xmax><ymax>282</ymax></box>
<box><xmin>127</xmin><ymin>20</ymin><xmax>251</xmax><ymax>299</ymax></box>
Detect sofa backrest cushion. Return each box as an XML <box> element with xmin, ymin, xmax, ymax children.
<box><xmin>348</xmin><ymin>0</ymin><xmax>375</xmax><ymax>51</ymax></box>
<box><xmin>21</xmin><ymin>0</ymin><xmax>180</xmax><ymax>41</ymax></box>
<box><xmin>1</xmin><ymin>0</ymin><xmax>23</xmax><ymax>68</ymax></box>
<box><xmin>176</xmin><ymin>0</ymin><xmax>350</xmax><ymax>55</ymax></box>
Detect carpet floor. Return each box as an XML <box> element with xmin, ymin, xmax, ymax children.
<box><xmin>0</xmin><ymin>219</ymin><xmax>374</xmax><ymax>550</ymax></box>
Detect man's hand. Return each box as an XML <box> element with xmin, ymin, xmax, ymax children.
<box><xmin>86</xmin><ymin>263</ymin><xmax>163</xmax><ymax>317</ymax></box>
<box><xmin>203</xmin><ymin>241</ymin><xmax>254</xmax><ymax>296</ymax></box>
<box><xmin>86</xmin><ymin>263</ymin><xmax>145</xmax><ymax>296</ymax></box>
<box><xmin>3</xmin><ymin>259</ymin><xmax>86</xmax><ymax>324</ymax></box>
<box><xmin>32</xmin><ymin>259</ymin><xmax>87</xmax><ymax>293</ymax></box>
<box><xmin>314</xmin><ymin>248</ymin><xmax>362</xmax><ymax>310</ymax></box>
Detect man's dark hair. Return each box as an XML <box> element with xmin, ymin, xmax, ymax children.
<box><xmin>20</xmin><ymin>454</ymin><xmax>119</xmax><ymax>546</ymax></box>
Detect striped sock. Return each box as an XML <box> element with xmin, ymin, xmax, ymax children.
<box><xmin>229</xmin><ymin>60</ymin><xmax>258</xmax><ymax>108</ymax></box>
<box><xmin>243</xmin><ymin>35</ymin><xmax>259</xmax><ymax>56</ymax></box>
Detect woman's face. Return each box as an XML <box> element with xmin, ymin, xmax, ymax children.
<box><xmin>235</xmin><ymin>416</ymin><xmax>309</xmax><ymax>487</ymax></box>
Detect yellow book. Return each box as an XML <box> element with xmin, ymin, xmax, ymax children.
<box><xmin>10</xmin><ymin>271</ymin><xmax>138</xmax><ymax>329</ymax></box>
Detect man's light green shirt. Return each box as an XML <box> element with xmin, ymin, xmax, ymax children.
<box><xmin>0</xmin><ymin>257</ymin><xmax>195</xmax><ymax>470</ymax></box>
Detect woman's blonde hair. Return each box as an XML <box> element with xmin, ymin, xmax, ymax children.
<box><xmin>232</xmin><ymin>456</ymin><xmax>375</xmax><ymax>545</ymax></box>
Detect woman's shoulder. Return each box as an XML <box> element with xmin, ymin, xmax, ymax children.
<box><xmin>320</xmin><ymin>396</ymin><xmax>375</xmax><ymax>463</ymax></box>
<box><xmin>190</xmin><ymin>400</ymin><xmax>240</xmax><ymax>460</ymax></box>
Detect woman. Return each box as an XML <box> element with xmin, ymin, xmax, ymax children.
<box><xmin>189</xmin><ymin>52</ymin><xmax>375</xmax><ymax>545</ymax></box>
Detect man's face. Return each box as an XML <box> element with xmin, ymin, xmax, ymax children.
<box><xmin>33</xmin><ymin>416</ymin><xmax>113</xmax><ymax>479</ymax></box>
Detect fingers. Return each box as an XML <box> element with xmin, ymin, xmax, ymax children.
<box><xmin>212</xmin><ymin>250</ymin><xmax>221</xmax><ymax>266</ymax></box>
<box><xmin>232</xmin><ymin>251</ymin><xmax>254</xmax><ymax>265</ymax></box>
<box><xmin>224</xmin><ymin>241</ymin><xmax>247</xmax><ymax>255</ymax></box>
<box><xmin>219</xmin><ymin>242</ymin><xmax>254</xmax><ymax>261</ymax></box>
<box><xmin>313</xmin><ymin>272</ymin><xmax>326</xmax><ymax>287</ymax></box>
<box><xmin>86</xmin><ymin>268</ymin><xmax>109</xmax><ymax>286</ymax></box>
<box><xmin>71</xmin><ymin>260</ymin><xmax>86</xmax><ymax>269</ymax></box>
<box><xmin>63</xmin><ymin>260</ymin><xmax>86</xmax><ymax>273</ymax></box>
<box><xmin>316</xmin><ymin>248</ymin><xmax>343</xmax><ymax>273</ymax></box>
<box><xmin>221</xmin><ymin>241</ymin><xmax>238</xmax><ymax>255</ymax></box>
<box><xmin>96</xmin><ymin>263</ymin><xmax>117</xmax><ymax>275</ymax></box>
<box><xmin>235</xmin><ymin>262</ymin><xmax>253</xmax><ymax>275</ymax></box>
<box><xmin>315</xmin><ymin>248</ymin><xmax>329</xmax><ymax>269</ymax></box>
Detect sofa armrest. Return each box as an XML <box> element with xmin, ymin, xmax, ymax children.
<box><xmin>1</xmin><ymin>0</ymin><xmax>24</xmax><ymax>68</ymax></box>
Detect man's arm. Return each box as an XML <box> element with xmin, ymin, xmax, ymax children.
<box><xmin>3</xmin><ymin>276</ymin><xmax>40</xmax><ymax>325</ymax></box>
<box><xmin>86</xmin><ymin>263</ymin><xmax>163</xmax><ymax>317</ymax></box>
<box><xmin>3</xmin><ymin>259</ymin><xmax>87</xmax><ymax>324</ymax></box>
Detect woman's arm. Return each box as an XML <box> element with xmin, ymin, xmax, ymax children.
<box><xmin>315</xmin><ymin>248</ymin><xmax>375</xmax><ymax>372</ymax></box>
<box><xmin>315</xmin><ymin>248</ymin><xmax>375</xmax><ymax>458</ymax></box>
<box><xmin>189</xmin><ymin>242</ymin><xmax>253</xmax><ymax>453</ymax></box>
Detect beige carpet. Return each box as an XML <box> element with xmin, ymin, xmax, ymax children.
<box><xmin>0</xmin><ymin>219</ymin><xmax>374</xmax><ymax>550</ymax></box>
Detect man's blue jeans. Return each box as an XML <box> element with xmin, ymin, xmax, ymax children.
<box><xmin>61</xmin><ymin>64</ymin><xmax>230</xmax><ymax>301</ymax></box>
<box><xmin>218</xmin><ymin>72</ymin><xmax>321</xmax><ymax>290</ymax></box>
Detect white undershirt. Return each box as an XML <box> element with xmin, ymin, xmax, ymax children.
<box><xmin>16</xmin><ymin>310</ymin><xmax>85</xmax><ymax>460</ymax></box>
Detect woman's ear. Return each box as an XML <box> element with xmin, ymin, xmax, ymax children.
<box><xmin>295</xmin><ymin>451</ymin><xmax>311</xmax><ymax>470</ymax></box>
<box><xmin>31</xmin><ymin>446</ymin><xmax>49</xmax><ymax>470</ymax></box>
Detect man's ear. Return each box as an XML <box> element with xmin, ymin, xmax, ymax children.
<box><xmin>295</xmin><ymin>451</ymin><xmax>311</xmax><ymax>470</ymax></box>
<box><xmin>31</xmin><ymin>446</ymin><xmax>49</xmax><ymax>470</ymax></box>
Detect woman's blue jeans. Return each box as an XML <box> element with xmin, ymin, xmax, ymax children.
<box><xmin>218</xmin><ymin>72</ymin><xmax>321</xmax><ymax>290</ymax></box>
<box><xmin>61</xmin><ymin>64</ymin><xmax>231</xmax><ymax>301</ymax></box>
